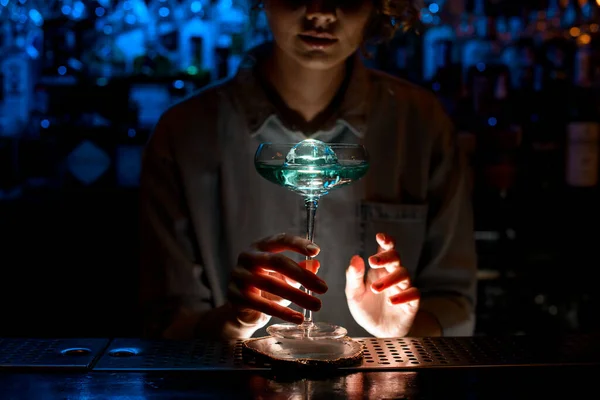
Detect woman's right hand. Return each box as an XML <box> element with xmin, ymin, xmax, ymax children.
<box><xmin>228</xmin><ymin>233</ymin><xmax>328</xmax><ymax>326</ymax></box>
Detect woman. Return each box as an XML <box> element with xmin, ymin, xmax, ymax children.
<box><xmin>139</xmin><ymin>0</ymin><xmax>477</xmax><ymax>340</ymax></box>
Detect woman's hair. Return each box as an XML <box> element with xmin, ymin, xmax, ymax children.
<box><xmin>251</xmin><ymin>1</ymin><xmax>421</xmax><ymax>43</ymax></box>
<box><xmin>365</xmin><ymin>0</ymin><xmax>421</xmax><ymax>41</ymax></box>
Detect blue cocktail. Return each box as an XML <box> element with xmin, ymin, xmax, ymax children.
<box><xmin>255</xmin><ymin>139</ymin><xmax>370</xmax><ymax>340</ymax></box>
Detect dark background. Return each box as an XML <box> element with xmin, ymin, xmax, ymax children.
<box><xmin>1</xmin><ymin>0</ymin><xmax>599</xmax><ymax>338</ymax></box>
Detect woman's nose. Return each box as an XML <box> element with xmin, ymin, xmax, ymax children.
<box><xmin>305</xmin><ymin>0</ymin><xmax>337</xmax><ymax>27</ymax></box>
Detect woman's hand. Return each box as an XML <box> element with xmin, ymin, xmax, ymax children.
<box><xmin>227</xmin><ymin>233</ymin><xmax>328</xmax><ymax>328</ymax></box>
<box><xmin>345</xmin><ymin>233</ymin><xmax>420</xmax><ymax>337</ymax></box>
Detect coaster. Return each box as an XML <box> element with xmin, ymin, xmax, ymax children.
<box><xmin>242</xmin><ymin>336</ymin><xmax>364</xmax><ymax>369</ymax></box>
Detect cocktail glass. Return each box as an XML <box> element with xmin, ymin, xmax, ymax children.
<box><xmin>254</xmin><ymin>139</ymin><xmax>369</xmax><ymax>340</ymax></box>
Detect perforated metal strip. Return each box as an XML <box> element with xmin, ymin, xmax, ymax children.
<box><xmin>93</xmin><ymin>338</ymin><xmax>267</xmax><ymax>371</ymax></box>
<box><xmin>92</xmin><ymin>335</ymin><xmax>600</xmax><ymax>371</ymax></box>
<box><xmin>351</xmin><ymin>336</ymin><xmax>600</xmax><ymax>369</ymax></box>
<box><xmin>0</xmin><ymin>338</ymin><xmax>109</xmax><ymax>370</ymax></box>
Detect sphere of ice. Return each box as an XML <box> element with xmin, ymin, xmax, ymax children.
<box><xmin>284</xmin><ymin>139</ymin><xmax>339</xmax><ymax>166</ymax></box>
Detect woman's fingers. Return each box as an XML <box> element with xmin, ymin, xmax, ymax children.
<box><xmin>371</xmin><ymin>267</ymin><xmax>411</xmax><ymax>294</ymax></box>
<box><xmin>345</xmin><ymin>255</ymin><xmax>367</xmax><ymax>302</ymax></box>
<box><xmin>231</xmin><ymin>266</ymin><xmax>322</xmax><ymax>312</ymax></box>
<box><xmin>369</xmin><ymin>233</ymin><xmax>413</xmax><ymax>294</ymax></box>
<box><xmin>368</xmin><ymin>249</ymin><xmax>401</xmax><ymax>273</ymax></box>
<box><xmin>376</xmin><ymin>232</ymin><xmax>395</xmax><ymax>252</ymax></box>
<box><xmin>238</xmin><ymin>251</ymin><xmax>328</xmax><ymax>294</ymax></box>
<box><xmin>228</xmin><ymin>282</ymin><xmax>304</xmax><ymax>325</ymax></box>
<box><xmin>229</xmin><ymin>233</ymin><xmax>327</xmax><ymax>325</ymax></box>
<box><xmin>253</xmin><ymin>233</ymin><xmax>320</xmax><ymax>257</ymax></box>
<box><xmin>388</xmin><ymin>287</ymin><xmax>420</xmax><ymax>308</ymax></box>
<box><xmin>283</xmin><ymin>259</ymin><xmax>320</xmax><ymax>288</ymax></box>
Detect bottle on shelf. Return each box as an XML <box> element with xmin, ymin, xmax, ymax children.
<box><xmin>1</xmin><ymin>20</ymin><xmax>36</xmax><ymax>138</ymax></box>
<box><xmin>565</xmin><ymin>39</ymin><xmax>599</xmax><ymax>190</ymax></box>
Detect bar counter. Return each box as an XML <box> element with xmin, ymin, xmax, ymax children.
<box><xmin>0</xmin><ymin>335</ymin><xmax>598</xmax><ymax>399</ymax></box>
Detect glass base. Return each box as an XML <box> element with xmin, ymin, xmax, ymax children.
<box><xmin>267</xmin><ymin>321</ymin><xmax>347</xmax><ymax>340</ymax></box>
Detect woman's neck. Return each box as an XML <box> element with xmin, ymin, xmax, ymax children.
<box><xmin>262</xmin><ymin>48</ymin><xmax>347</xmax><ymax>123</ymax></box>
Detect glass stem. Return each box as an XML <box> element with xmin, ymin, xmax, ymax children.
<box><xmin>302</xmin><ymin>198</ymin><xmax>318</xmax><ymax>326</ymax></box>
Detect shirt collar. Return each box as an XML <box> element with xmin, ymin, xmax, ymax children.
<box><xmin>233</xmin><ymin>42</ymin><xmax>370</xmax><ymax>139</ymax></box>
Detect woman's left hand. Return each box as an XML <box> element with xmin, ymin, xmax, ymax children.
<box><xmin>345</xmin><ymin>233</ymin><xmax>420</xmax><ymax>337</ymax></box>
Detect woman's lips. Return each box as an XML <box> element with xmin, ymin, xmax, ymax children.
<box><xmin>298</xmin><ymin>34</ymin><xmax>338</xmax><ymax>49</ymax></box>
